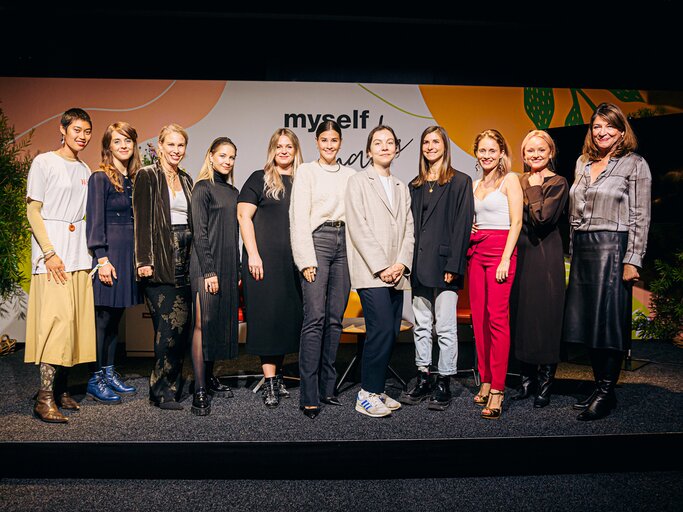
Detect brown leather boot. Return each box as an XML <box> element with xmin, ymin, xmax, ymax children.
<box><xmin>34</xmin><ymin>390</ymin><xmax>69</xmax><ymax>423</ymax></box>
<box><xmin>54</xmin><ymin>369</ymin><xmax>80</xmax><ymax>410</ymax></box>
<box><xmin>56</xmin><ymin>392</ymin><xmax>81</xmax><ymax>411</ymax></box>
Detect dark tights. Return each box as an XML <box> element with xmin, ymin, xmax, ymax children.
<box><xmin>94</xmin><ymin>306</ymin><xmax>124</xmax><ymax>369</ymax></box>
<box><xmin>191</xmin><ymin>293</ymin><xmax>217</xmax><ymax>389</ymax></box>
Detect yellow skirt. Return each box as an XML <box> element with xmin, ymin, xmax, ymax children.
<box><xmin>24</xmin><ymin>270</ymin><xmax>96</xmax><ymax>366</ymax></box>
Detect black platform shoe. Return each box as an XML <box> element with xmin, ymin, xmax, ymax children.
<box><xmin>399</xmin><ymin>370</ymin><xmax>432</xmax><ymax>405</ymax></box>
<box><xmin>191</xmin><ymin>387</ymin><xmax>211</xmax><ymax>416</ymax></box>
<box><xmin>207</xmin><ymin>375</ymin><xmax>234</xmax><ymax>398</ymax></box>
<box><xmin>262</xmin><ymin>377</ymin><xmax>280</xmax><ymax>408</ymax></box>
<box><xmin>276</xmin><ymin>374</ymin><xmax>290</xmax><ymax>399</ymax></box>
<box><xmin>428</xmin><ymin>375</ymin><xmax>452</xmax><ymax>411</ymax></box>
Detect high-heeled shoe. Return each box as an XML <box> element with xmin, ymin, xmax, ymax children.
<box><xmin>473</xmin><ymin>383</ymin><xmax>491</xmax><ymax>406</ymax></box>
<box><xmin>481</xmin><ymin>390</ymin><xmax>504</xmax><ymax>420</ymax></box>
<box><xmin>300</xmin><ymin>406</ymin><xmax>321</xmax><ymax>419</ymax></box>
<box><xmin>321</xmin><ymin>396</ymin><xmax>342</xmax><ymax>406</ymax></box>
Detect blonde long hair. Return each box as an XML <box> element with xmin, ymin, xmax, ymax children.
<box><xmin>195</xmin><ymin>137</ymin><xmax>237</xmax><ymax>185</ymax></box>
<box><xmin>97</xmin><ymin>121</ymin><xmax>141</xmax><ymax>192</ymax></box>
<box><xmin>263</xmin><ymin>128</ymin><xmax>303</xmax><ymax>200</ymax></box>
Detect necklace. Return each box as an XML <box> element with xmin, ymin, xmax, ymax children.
<box><xmin>317</xmin><ymin>159</ymin><xmax>341</xmax><ymax>172</ymax></box>
<box><xmin>427</xmin><ymin>180</ymin><xmax>437</xmax><ymax>193</ymax></box>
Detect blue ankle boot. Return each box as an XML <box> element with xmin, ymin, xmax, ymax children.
<box><xmin>102</xmin><ymin>365</ymin><xmax>137</xmax><ymax>396</ymax></box>
<box><xmin>86</xmin><ymin>370</ymin><xmax>121</xmax><ymax>404</ymax></box>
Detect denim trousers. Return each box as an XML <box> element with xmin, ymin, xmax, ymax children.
<box><xmin>298</xmin><ymin>224</ymin><xmax>351</xmax><ymax>407</ymax></box>
<box><xmin>411</xmin><ymin>285</ymin><xmax>458</xmax><ymax>375</ymax></box>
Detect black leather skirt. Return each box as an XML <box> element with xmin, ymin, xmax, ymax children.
<box><xmin>563</xmin><ymin>231</ymin><xmax>632</xmax><ymax>351</ymax></box>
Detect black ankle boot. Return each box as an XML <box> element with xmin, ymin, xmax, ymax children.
<box><xmin>276</xmin><ymin>374</ymin><xmax>290</xmax><ymax>398</ymax></box>
<box><xmin>207</xmin><ymin>375</ymin><xmax>234</xmax><ymax>398</ymax></box>
<box><xmin>399</xmin><ymin>370</ymin><xmax>433</xmax><ymax>405</ymax></box>
<box><xmin>428</xmin><ymin>375</ymin><xmax>452</xmax><ymax>411</ymax></box>
<box><xmin>191</xmin><ymin>387</ymin><xmax>211</xmax><ymax>416</ymax></box>
<box><xmin>534</xmin><ymin>364</ymin><xmax>556</xmax><ymax>408</ymax></box>
<box><xmin>577</xmin><ymin>350</ymin><xmax>622</xmax><ymax>421</ymax></box>
<box><xmin>262</xmin><ymin>377</ymin><xmax>280</xmax><ymax>408</ymax></box>
<box><xmin>511</xmin><ymin>363</ymin><xmax>536</xmax><ymax>401</ymax></box>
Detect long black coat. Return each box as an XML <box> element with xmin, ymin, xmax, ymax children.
<box><xmin>133</xmin><ymin>162</ymin><xmax>193</xmax><ymax>285</ymax></box>
<box><xmin>409</xmin><ymin>169</ymin><xmax>474</xmax><ymax>291</ymax></box>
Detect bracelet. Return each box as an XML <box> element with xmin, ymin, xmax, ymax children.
<box><xmin>43</xmin><ymin>250</ymin><xmax>56</xmax><ymax>261</ymax></box>
<box><xmin>89</xmin><ymin>260</ymin><xmax>111</xmax><ymax>278</ymax></box>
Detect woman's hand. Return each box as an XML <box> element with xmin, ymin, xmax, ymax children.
<box><xmin>379</xmin><ymin>263</ymin><xmax>405</xmax><ymax>284</ymax></box>
<box><xmin>98</xmin><ymin>258</ymin><xmax>117</xmax><ymax>287</ymax></box>
<box><xmin>623</xmin><ymin>263</ymin><xmax>640</xmax><ymax>282</ymax></box>
<box><xmin>249</xmin><ymin>256</ymin><xmax>264</xmax><ymax>281</ymax></box>
<box><xmin>495</xmin><ymin>258</ymin><xmax>510</xmax><ymax>283</ymax></box>
<box><xmin>444</xmin><ymin>272</ymin><xmax>455</xmax><ymax>284</ymax></box>
<box><xmin>527</xmin><ymin>172</ymin><xmax>543</xmax><ymax>187</ymax></box>
<box><xmin>138</xmin><ymin>265</ymin><xmax>153</xmax><ymax>278</ymax></box>
<box><xmin>205</xmin><ymin>275</ymin><xmax>219</xmax><ymax>294</ymax></box>
<box><xmin>471</xmin><ymin>222</ymin><xmax>479</xmax><ymax>234</ymax></box>
<box><xmin>45</xmin><ymin>254</ymin><xmax>67</xmax><ymax>284</ymax></box>
<box><xmin>302</xmin><ymin>266</ymin><xmax>317</xmax><ymax>283</ymax></box>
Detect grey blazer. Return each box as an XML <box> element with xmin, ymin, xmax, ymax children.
<box><xmin>344</xmin><ymin>166</ymin><xmax>415</xmax><ymax>290</ymax></box>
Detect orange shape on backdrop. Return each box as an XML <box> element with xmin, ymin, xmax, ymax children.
<box><xmin>418</xmin><ymin>85</ymin><xmax>653</xmax><ymax>173</ymax></box>
<box><xmin>0</xmin><ymin>78</ymin><xmax>226</xmax><ymax>169</ymax></box>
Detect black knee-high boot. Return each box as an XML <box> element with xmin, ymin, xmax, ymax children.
<box><xmin>573</xmin><ymin>348</ymin><xmax>606</xmax><ymax>410</ymax></box>
<box><xmin>511</xmin><ymin>362</ymin><xmax>536</xmax><ymax>401</ymax></box>
<box><xmin>534</xmin><ymin>363</ymin><xmax>557</xmax><ymax>408</ymax></box>
<box><xmin>577</xmin><ymin>349</ymin><xmax>622</xmax><ymax>421</ymax></box>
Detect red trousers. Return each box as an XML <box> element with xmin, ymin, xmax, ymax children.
<box><xmin>467</xmin><ymin>230</ymin><xmax>517</xmax><ymax>390</ymax></box>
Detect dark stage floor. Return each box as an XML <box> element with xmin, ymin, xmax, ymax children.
<box><xmin>1</xmin><ymin>339</ymin><xmax>681</xmax><ymax>443</ymax></box>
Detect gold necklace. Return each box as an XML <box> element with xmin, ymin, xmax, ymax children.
<box><xmin>427</xmin><ymin>180</ymin><xmax>437</xmax><ymax>193</ymax></box>
<box><xmin>317</xmin><ymin>159</ymin><xmax>341</xmax><ymax>172</ymax></box>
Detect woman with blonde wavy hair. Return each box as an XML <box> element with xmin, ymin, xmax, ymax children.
<box><xmin>133</xmin><ymin>123</ymin><xmax>194</xmax><ymax>411</ymax></box>
<box><xmin>85</xmin><ymin>121</ymin><xmax>142</xmax><ymax>405</ymax></box>
<box><xmin>237</xmin><ymin>128</ymin><xmax>304</xmax><ymax>409</ymax></box>
<box><xmin>188</xmin><ymin>137</ymin><xmax>240</xmax><ymax>416</ymax></box>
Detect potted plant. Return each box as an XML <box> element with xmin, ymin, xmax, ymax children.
<box><xmin>633</xmin><ymin>251</ymin><xmax>683</xmax><ymax>346</ymax></box>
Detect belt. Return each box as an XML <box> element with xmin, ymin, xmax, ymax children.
<box><xmin>322</xmin><ymin>220</ymin><xmax>345</xmax><ymax>227</ymax></box>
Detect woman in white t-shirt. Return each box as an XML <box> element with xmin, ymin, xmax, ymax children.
<box><xmin>25</xmin><ymin>107</ymin><xmax>96</xmax><ymax>424</ymax></box>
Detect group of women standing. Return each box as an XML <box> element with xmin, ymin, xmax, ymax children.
<box><xmin>23</xmin><ymin>102</ymin><xmax>651</xmax><ymax>424</ymax></box>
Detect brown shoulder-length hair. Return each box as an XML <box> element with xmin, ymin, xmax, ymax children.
<box><xmin>473</xmin><ymin>128</ymin><xmax>512</xmax><ymax>182</ymax></box>
<box><xmin>97</xmin><ymin>122</ymin><xmax>142</xmax><ymax>192</ymax></box>
<box><xmin>412</xmin><ymin>125</ymin><xmax>455</xmax><ymax>187</ymax></box>
<box><xmin>263</xmin><ymin>128</ymin><xmax>303</xmax><ymax>200</ymax></box>
<box><xmin>582</xmin><ymin>102</ymin><xmax>638</xmax><ymax>161</ymax></box>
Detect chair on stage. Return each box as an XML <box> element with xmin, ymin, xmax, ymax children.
<box><xmin>457</xmin><ymin>276</ymin><xmax>480</xmax><ymax>386</ymax></box>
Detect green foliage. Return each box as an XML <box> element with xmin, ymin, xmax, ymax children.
<box><xmin>608</xmin><ymin>89</ymin><xmax>645</xmax><ymax>103</ymax></box>
<box><xmin>0</xmin><ymin>107</ymin><xmax>32</xmax><ymax>301</ymax></box>
<box><xmin>633</xmin><ymin>251</ymin><xmax>683</xmax><ymax>341</ymax></box>
<box><xmin>524</xmin><ymin>87</ymin><xmax>554</xmax><ymax>129</ymax></box>
<box><xmin>140</xmin><ymin>142</ymin><xmax>157</xmax><ymax>166</ymax></box>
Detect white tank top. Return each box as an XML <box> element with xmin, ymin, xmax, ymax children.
<box><xmin>169</xmin><ymin>186</ymin><xmax>188</xmax><ymax>225</ymax></box>
<box><xmin>473</xmin><ymin>174</ymin><xmax>510</xmax><ymax>230</ymax></box>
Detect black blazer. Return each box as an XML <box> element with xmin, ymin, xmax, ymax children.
<box><xmin>409</xmin><ymin>169</ymin><xmax>474</xmax><ymax>290</ymax></box>
<box><xmin>133</xmin><ymin>162</ymin><xmax>193</xmax><ymax>285</ymax></box>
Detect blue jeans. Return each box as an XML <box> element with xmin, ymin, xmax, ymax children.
<box><xmin>298</xmin><ymin>224</ymin><xmax>351</xmax><ymax>407</ymax></box>
<box><xmin>358</xmin><ymin>286</ymin><xmax>403</xmax><ymax>394</ymax></box>
<box><xmin>411</xmin><ymin>286</ymin><xmax>458</xmax><ymax>375</ymax></box>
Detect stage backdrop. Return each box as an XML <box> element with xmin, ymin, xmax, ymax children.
<box><xmin>1</xmin><ymin>78</ymin><xmax>680</xmax><ymax>343</ymax></box>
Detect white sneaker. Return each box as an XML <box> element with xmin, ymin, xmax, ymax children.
<box><xmin>355</xmin><ymin>389</ymin><xmax>392</xmax><ymax>417</ymax></box>
<box><xmin>380</xmin><ymin>392</ymin><xmax>402</xmax><ymax>411</ymax></box>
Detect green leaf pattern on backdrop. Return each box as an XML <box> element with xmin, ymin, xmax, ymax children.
<box><xmin>524</xmin><ymin>87</ymin><xmax>554</xmax><ymax>129</ymax></box>
<box><xmin>565</xmin><ymin>89</ymin><xmax>584</xmax><ymax>126</ymax></box>
<box><xmin>609</xmin><ymin>89</ymin><xmax>645</xmax><ymax>103</ymax></box>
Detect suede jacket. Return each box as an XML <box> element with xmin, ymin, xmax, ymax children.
<box><xmin>133</xmin><ymin>162</ymin><xmax>193</xmax><ymax>285</ymax></box>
